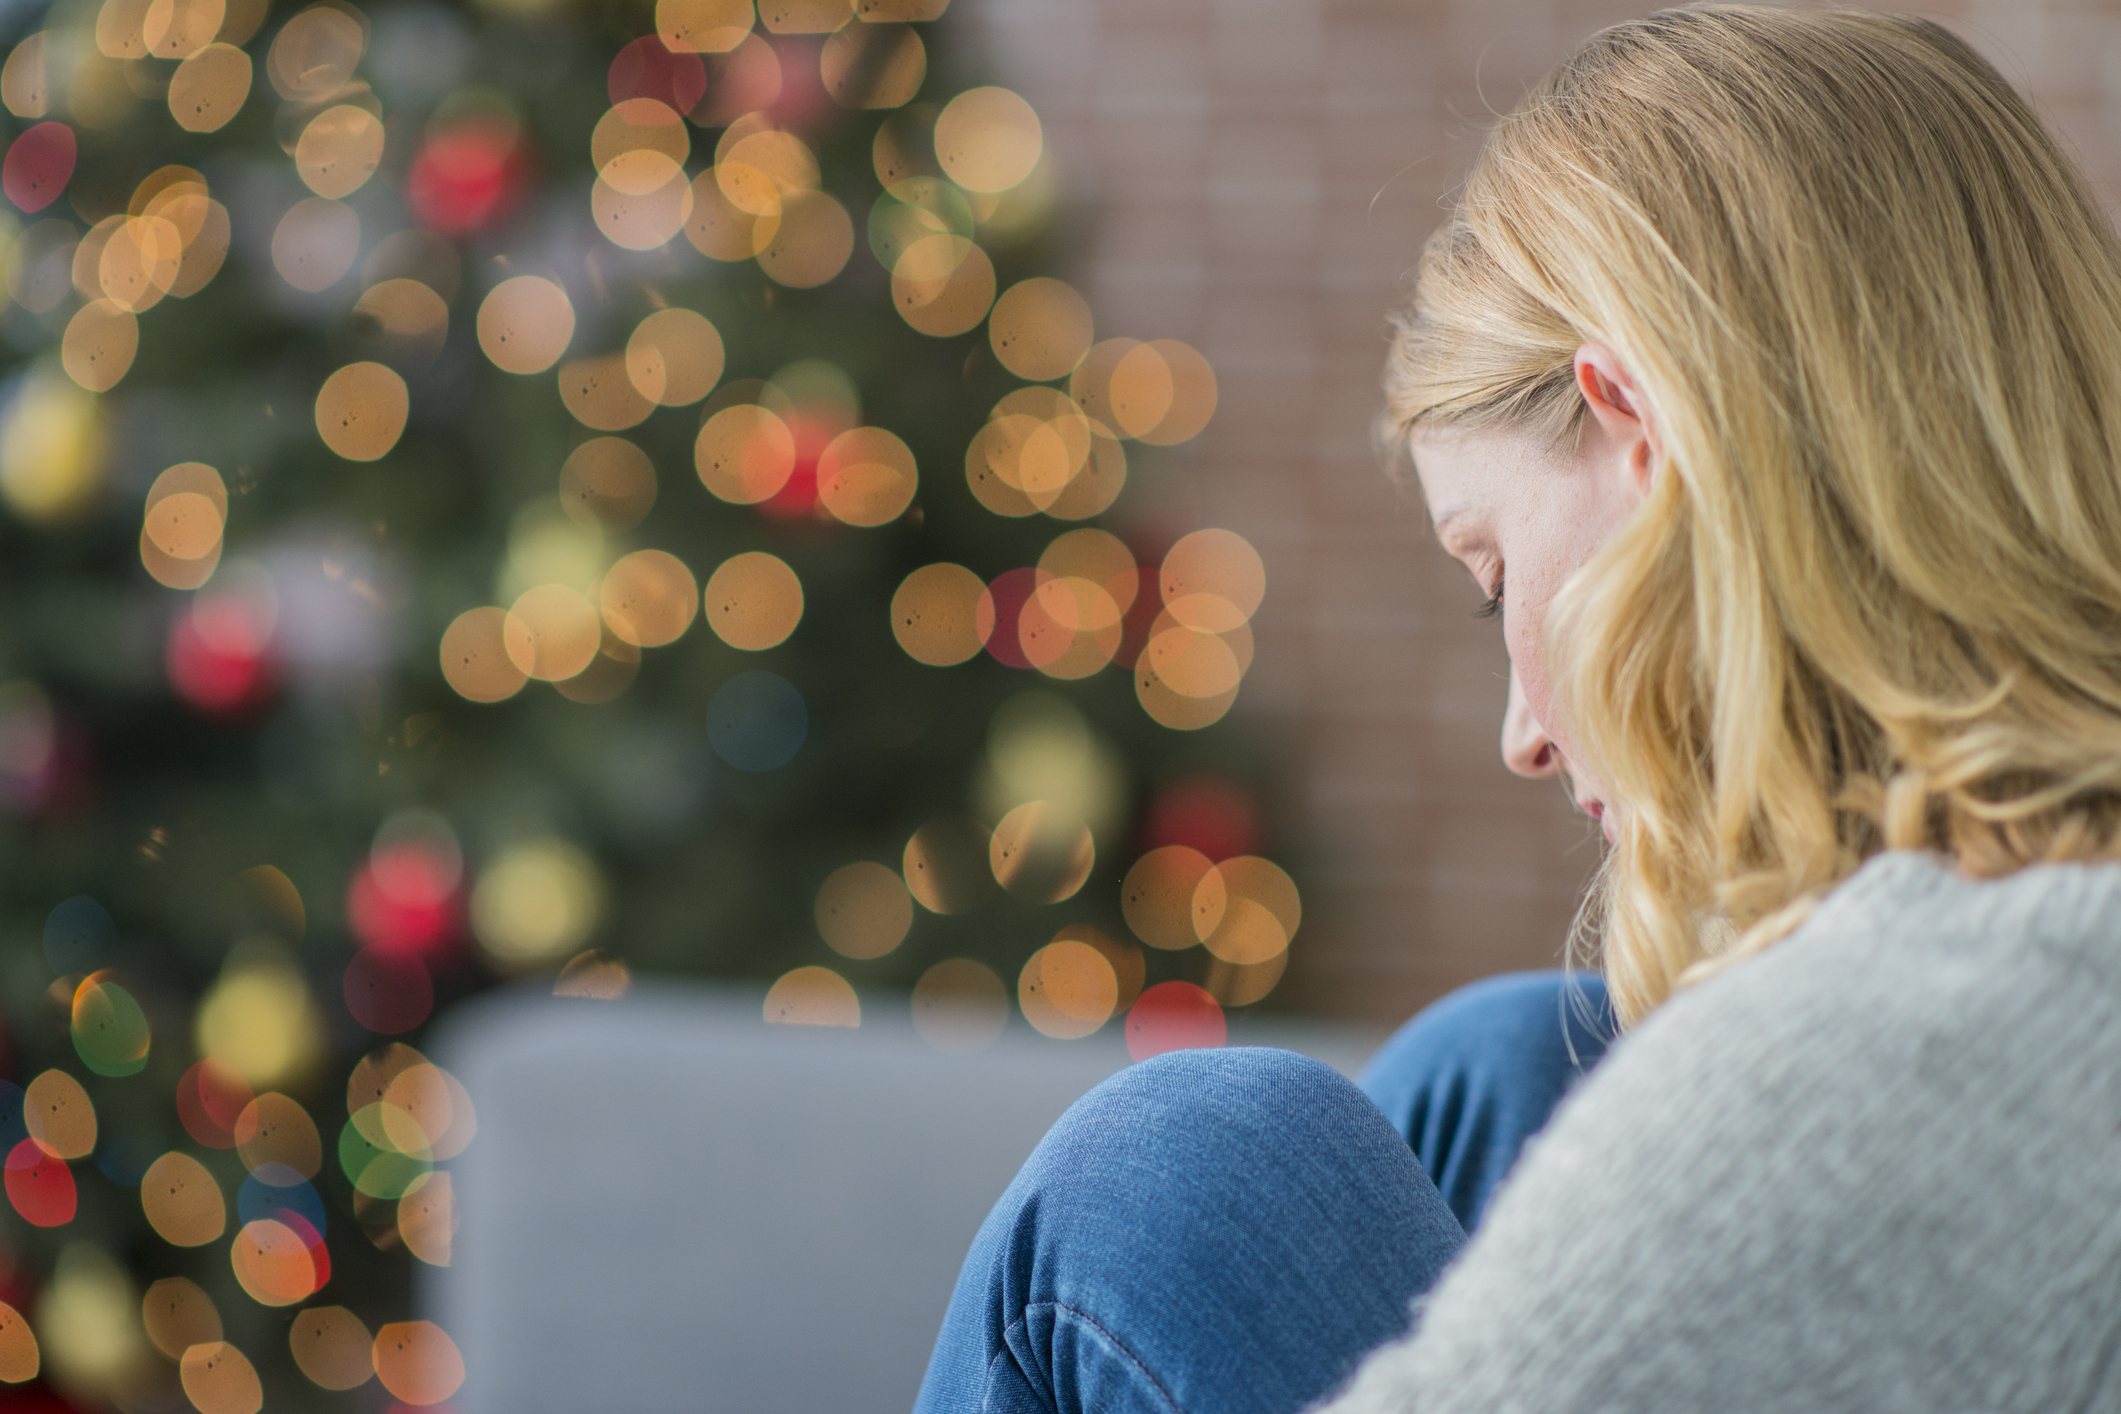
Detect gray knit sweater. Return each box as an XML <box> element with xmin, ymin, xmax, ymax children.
<box><xmin>1320</xmin><ymin>850</ymin><xmax>2121</xmax><ymax>1413</ymax></box>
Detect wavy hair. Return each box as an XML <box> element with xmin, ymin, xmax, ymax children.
<box><xmin>1386</xmin><ymin>5</ymin><xmax>2121</xmax><ymax>1025</ymax></box>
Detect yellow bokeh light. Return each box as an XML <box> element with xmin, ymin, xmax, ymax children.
<box><xmin>696</xmin><ymin>402</ymin><xmax>796</xmax><ymax>503</ymax></box>
<box><xmin>353</xmin><ymin>278</ymin><xmax>450</xmax><ymax>371</ymax></box>
<box><xmin>143</xmin><ymin>0</ymin><xmax>225</xmax><ymax>59</ymax></box>
<box><xmin>503</xmin><ymin>584</ymin><xmax>601</xmax><ymax>681</ymax></box>
<box><xmin>593</xmin><ymin>153</ymin><xmax>694</xmax><ymax>251</ymax></box>
<box><xmin>822</xmin><ymin>22</ymin><xmax>925</xmax><ymax>109</ymax></box>
<box><xmin>1018</xmin><ymin>938</ymin><xmax>1117</xmax><ymax>1040</ymax></box>
<box><xmin>558</xmin><ymin>352</ymin><xmax>655</xmax><ymax>431</ymax></box>
<box><xmin>911</xmin><ymin>958</ymin><xmax>1005</xmax><ymax>1054</ymax></box>
<box><xmin>890</xmin><ymin>562</ymin><xmax>989</xmax><ymax>666</ymax></box>
<box><xmin>686</xmin><ymin>169</ymin><xmax>780</xmax><ymax>261</ymax></box>
<box><xmin>234</xmin><ymin>1092</ymin><xmax>322</xmax><ymax>1178</ymax></box>
<box><xmin>0</xmin><ymin>373</ymin><xmax>104</xmax><ymax>527</ymax></box>
<box><xmin>817</xmin><ymin>425</ymin><xmax>917</xmax><ymax>526</ymax></box>
<box><xmin>756</xmin><ymin>189</ymin><xmax>854</xmax><ymax>288</ymax></box>
<box><xmin>230</xmin><ymin>1219</ymin><xmax>315</xmax><ymax>1308</ymax></box>
<box><xmin>34</xmin><ymin>1244</ymin><xmax>139</xmax><ymax>1395</ymax></box>
<box><xmin>989</xmin><ymin>800</ymin><xmax>1094</xmax><ymax>903</ymax></box>
<box><xmin>1122</xmin><ymin>845</ymin><xmax>1215</xmax><ymax>950</ymax></box>
<box><xmin>1143</xmin><ymin>623</ymin><xmax>1241</xmax><ymax>698</ymax></box>
<box><xmin>1161</xmin><ymin>528</ymin><xmax>1266</xmax><ymax>627</ymax></box>
<box><xmin>272</xmin><ymin>196</ymin><xmax>359</xmax><ymax>293</ymax></box>
<box><xmin>658</xmin><ymin>0</ymin><xmax>754</xmax><ymax>53</ymax></box>
<box><xmin>935</xmin><ymin>86</ymin><xmax>1042</xmax><ymax>193</ymax></box>
<box><xmin>814</xmin><ymin>861</ymin><xmax>913</xmax><ymax>959</ymax></box>
<box><xmin>178</xmin><ymin>1348</ymin><xmax>260</xmax><ymax>1414</ymax></box>
<box><xmin>25</xmin><ymin>1069</ymin><xmax>94</xmax><ymax>1159</ymax></box>
<box><xmin>989</xmin><ymin>278</ymin><xmax>1092</xmax><ymax>382</ymax></box>
<box><xmin>553</xmin><ymin>439</ymin><xmax>652</xmax><ymax>533</ymax></box>
<box><xmin>440</xmin><ymin>606</ymin><xmax>528</xmax><ymax>703</ymax></box>
<box><xmin>1040</xmin><ymin>528</ymin><xmax>1138</xmax><ymax>615</ymax></box>
<box><xmin>266</xmin><ymin>5</ymin><xmax>363</xmax><ymax>102</ymax></box>
<box><xmin>142</xmin><ymin>1277</ymin><xmax>219</xmax><ymax>1361</ymax></box>
<box><xmin>892</xmin><ymin>234</ymin><xmax>994</xmax><ymax>337</ymax></box>
<box><xmin>398</xmin><ymin>1171</ymin><xmax>456</xmax><ymax>1266</ymax></box>
<box><xmin>2</xmin><ymin>35</ymin><xmax>50</xmax><ymax>118</ymax></box>
<box><xmin>169</xmin><ymin>197</ymin><xmax>231</xmax><ymax>296</ymax></box>
<box><xmin>0</xmin><ymin>1303</ymin><xmax>33</xmax><ymax>1384</ymax></box>
<box><xmin>96</xmin><ymin>0</ymin><xmax>153</xmax><ymax>58</ymax></box>
<box><xmin>194</xmin><ymin>949</ymin><xmax>325</xmax><ymax>1090</ymax></box>
<box><xmin>1193</xmin><ymin>855</ymin><xmax>1301</xmax><ymax>962</ymax></box>
<box><xmin>703</xmin><ymin>550</ymin><xmax>804</xmax><ymax>650</ymax></box>
<box><xmin>97</xmin><ymin>217</ymin><xmax>182</xmax><ymax>312</ymax></box>
<box><xmin>74</xmin><ymin>217</ymin><xmax>125</xmax><ymax>302</ymax></box>
<box><xmin>372</xmin><ymin>1321</ymin><xmax>465</xmax><ymax>1407</ymax></box>
<box><xmin>478</xmin><ymin>275</ymin><xmax>575</xmax><ymax>375</ymax></box>
<box><xmin>140</xmin><ymin>1152</ymin><xmax>225</xmax><ymax>1246</ymax></box>
<box><xmin>758</xmin><ymin>0</ymin><xmax>848</xmax><ymax>31</ymax></box>
<box><xmin>626</xmin><ymin>307</ymin><xmax>724</xmax><ymax>407</ymax></box>
<box><xmin>169</xmin><ymin>42</ymin><xmax>251</xmax><ymax>131</ymax></box>
<box><xmin>1204</xmin><ymin>948</ymin><xmax>1287</xmax><ymax>1008</ymax></box>
<box><xmin>290</xmin><ymin>1306</ymin><xmax>372</xmax><ymax>1391</ymax></box>
<box><xmin>471</xmin><ymin>837</ymin><xmax>605</xmax><ymax>969</ymax></box>
<box><xmin>764</xmin><ymin>966</ymin><xmax>860</xmax><ymax>1027</ymax></box>
<box><xmin>295</xmin><ymin>104</ymin><xmax>385</xmax><ymax>200</ymax></box>
<box><xmin>902</xmin><ymin>817</ymin><xmax>994</xmax><ymax>914</ymax></box>
<box><xmin>1135</xmin><ymin>648</ymin><xmax>1237</xmax><ymax>730</ymax></box>
<box><xmin>314</xmin><ymin>361</ymin><xmax>409</xmax><ymax>460</ymax></box>
<box><xmin>601</xmin><ymin>548</ymin><xmax>698</xmax><ymax>647</ymax></box>
<box><xmin>141</xmin><ymin>461</ymin><xmax>227</xmax><ymax>589</ymax></box>
<box><xmin>501</xmin><ymin>497</ymin><xmax>603</xmax><ymax>602</ymax></box>
<box><xmin>592</xmin><ymin>98</ymin><xmax>690</xmax><ymax>169</ymax></box>
<box><xmin>61</xmin><ymin>299</ymin><xmax>138</xmax><ymax>392</ymax></box>
<box><xmin>1021</xmin><ymin>575</ymin><xmax>1122</xmax><ymax>680</ymax></box>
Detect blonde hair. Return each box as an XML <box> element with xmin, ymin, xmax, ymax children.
<box><xmin>1388</xmin><ymin>5</ymin><xmax>2121</xmax><ymax>1027</ymax></box>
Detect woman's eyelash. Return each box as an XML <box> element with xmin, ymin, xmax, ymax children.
<box><xmin>1476</xmin><ymin>578</ymin><xmax>1505</xmax><ymax>619</ymax></box>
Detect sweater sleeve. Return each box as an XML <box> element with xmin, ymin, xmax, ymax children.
<box><xmin>1316</xmin><ymin>852</ymin><xmax>2121</xmax><ymax>1414</ymax></box>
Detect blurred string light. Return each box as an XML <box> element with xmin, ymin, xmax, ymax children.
<box><xmin>0</xmin><ymin>1303</ymin><xmax>34</xmax><ymax>1384</ymax></box>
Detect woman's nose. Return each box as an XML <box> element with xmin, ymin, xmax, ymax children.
<box><xmin>1500</xmin><ymin>666</ymin><xmax>1560</xmax><ymax>778</ymax></box>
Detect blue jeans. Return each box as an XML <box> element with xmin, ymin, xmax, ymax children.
<box><xmin>912</xmin><ymin>971</ymin><xmax>1614</xmax><ymax>1414</ymax></box>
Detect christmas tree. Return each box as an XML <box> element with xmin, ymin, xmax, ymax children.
<box><xmin>0</xmin><ymin>0</ymin><xmax>1301</xmax><ymax>1405</ymax></box>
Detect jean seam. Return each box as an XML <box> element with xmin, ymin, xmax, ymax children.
<box><xmin>1005</xmin><ymin>1302</ymin><xmax>1186</xmax><ymax>1414</ymax></box>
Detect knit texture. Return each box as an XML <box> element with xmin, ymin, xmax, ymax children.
<box><xmin>1318</xmin><ymin>849</ymin><xmax>2121</xmax><ymax>1413</ymax></box>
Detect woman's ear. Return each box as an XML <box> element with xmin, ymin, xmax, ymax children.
<box><xmin>1574</xmin><ymin>343</ymin><xmax>1658</xmax><ymax>498</ymax></box>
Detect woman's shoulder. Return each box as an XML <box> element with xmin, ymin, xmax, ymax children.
<box><xmin>1324</xmin><ymin>851</ymin><xmax>2121</xmax><ymax>1414</ymax></box>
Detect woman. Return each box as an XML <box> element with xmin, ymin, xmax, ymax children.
<box><xmin>917</xmin><ymin>6</ymin><xmax>2121</xmax><ymax>1410</ymax></box>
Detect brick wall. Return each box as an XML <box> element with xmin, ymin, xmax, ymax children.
<box><xmin>955</xmin><ymin>0</ymin><xmax>2121</xmax><ymax>1024</ymax></box>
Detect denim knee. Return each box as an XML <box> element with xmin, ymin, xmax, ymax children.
<box><xmin>1360</xmin><ymin>971</ymin><xmax>1615</xmax><ymax>1232</ymax></box>
<box><xmin>936</xmin><ymin>1046</ymin><xmax>1467</xmax><ymax>1414</ymax></box>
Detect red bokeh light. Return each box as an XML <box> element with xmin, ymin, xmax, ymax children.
<box><xmin>4</xmin><ymin>1139</ymin><xmax>74</xmax><ymax>1228</ymax></box>
<box><xmin>346</xmin><ymin>846</ymin><xmax>460</xmax><ymax>956</ymax></box>
<box><xmin>1142</xmin><ymin>776</ymin><xmax>1260</xmax><ymax>862</ymax></box>
<box><xmin>982</xmin><ymin>568</ymin><xmax>1039</xmax><ymax>670</ymax></box>
<box><xmin>608</xmin><ymin>36</ymin><xmax>706</xmax><ymax>114</ymax></box>
<box><xmin>3</xmin><ymin>122</ymin><xmax>74</xmax><ymax>213</ymax></box>
<box><xmin>756</xmin><ymin>416</ymin><xmax>835</xmax><ymax>522</ymax></box>
<box><xmin>1125</xmin><ymin>981</ymin><xmax>1226</xmax><ymax>1061</ymax></box>
<box><xmin>176</xmin><ymin>1057</ymin><xmax>253</xmax><ymax>1149</ymax></box>
<box><xmin>167</xmin><ymin>598</ymin><xmax>274</xmax><ymax>717</ymax></box>
<box><xmin>406</xmin><ymin>125</ymin><xmax>528</xmax><ymax>237</ymax></box>
<box><xmin>276</xmin><ymin>1209</ymin><xmax>331</xmax><ymax>1294</ymax></box>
